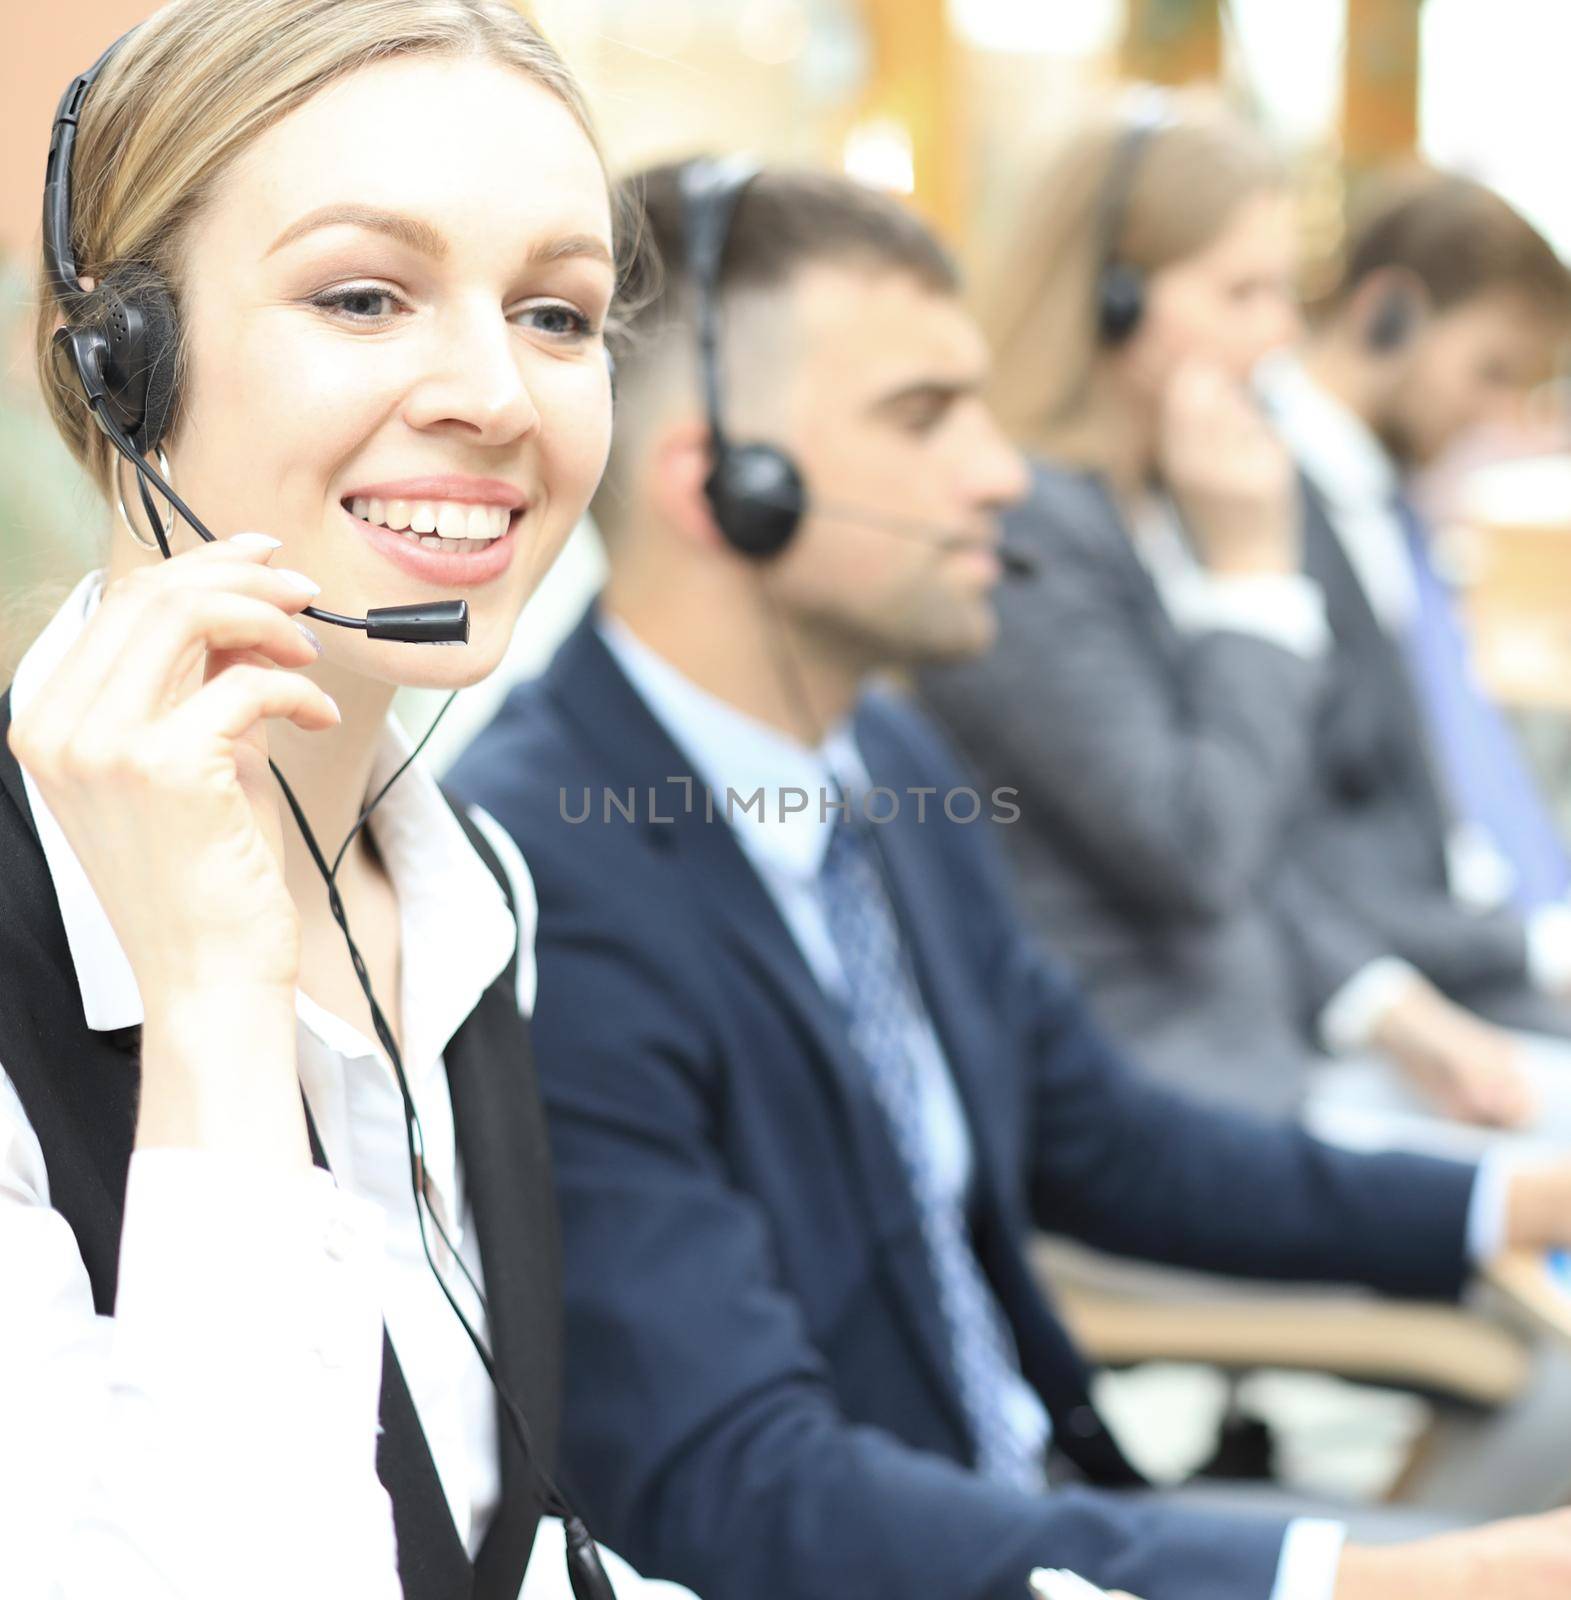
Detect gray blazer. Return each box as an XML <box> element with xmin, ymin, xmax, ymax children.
<box><xmin>920</xmin><ymin>461</ymin><xmax>1330</xmax><ymax>1115</ymax></box>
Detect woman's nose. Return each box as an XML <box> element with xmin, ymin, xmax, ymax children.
<box><xmin>402</xmin><ymin>308</ymin><xmax>540</xmax><ymax>444</ymax></box>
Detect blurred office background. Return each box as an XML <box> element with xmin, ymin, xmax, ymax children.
<box><xmin>6</xmin><ymin>0</ymin><xmax>1571</xmax><ymax>1498</ymax></box>
<box><xmin>9</xmin><ymin>1</ymin><xmax>1571</xmax><ymax>734</ymax></box>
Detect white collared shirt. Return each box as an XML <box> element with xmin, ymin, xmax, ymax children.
<box><xmin>1263</xmin><ymin>355</ymin><xmax>1416</xmax><ymax>633</ymax></box>
<box><xmin>0</xmin><ymin>574</ymin><xmax>690</xmax><ymax>1600</ymax></box>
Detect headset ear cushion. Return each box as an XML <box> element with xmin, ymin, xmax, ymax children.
<box><xmin>128</xmin><ymin>277</ymin><xmax>180</xmax><ymax>455</ymax></box>
<box><xmin>66</xmin><ymin>273</ymin><xmax>181</xmax><ymax>455</ymax></box>
<box><xmin>706</xmin><ymin>443</ymin><xmax>805</xmax><ymax>559</ymax></box>
<box><xmin>1096</xmin><ymin>261</ymin><xmax>1145</xmax><ymax>346</ymax></box>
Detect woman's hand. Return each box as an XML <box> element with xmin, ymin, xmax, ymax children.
<box><xmin>1371</xmin><ymin>976</ymin><xmax>1536</xmax><ymax>1128</ymax></box>
<box><xmin>1158</xmin><ymin>358</ymin><xmax>1297</xmax><ymax>577</ymax></box>
<box><xmin>8</xmin><ymin>535</ymin><xmax>339</xmax><ymax>1156</ymax></box>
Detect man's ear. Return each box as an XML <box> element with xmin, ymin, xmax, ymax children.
<box><xmin>1352</xmin><ymin>266</ymin><xmax>1431</xmax><ymax>355</ymax></box>
<box><xmin>646</xmin><ymin>413</ymin><xmax>731</xmax><ymax>554</ymax></box>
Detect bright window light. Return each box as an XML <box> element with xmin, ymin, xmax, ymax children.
<box><xmin>843</xmin><ymin>117</ymin><xmax>916</xmax><ymax>194</ymax></box>
<box><xmin>947</xmin><ymin>0</ymin><xmax>1123</xmax><ymax>56</ymax></box>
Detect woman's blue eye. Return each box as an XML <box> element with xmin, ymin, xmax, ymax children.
<box><xmin>309</xmin><ymin>288</ymin><xmax>596</xmax><ymax>340</ymax></box>
<box><xmin>523</xmin><ymin>302</ymin><xmax>594</xmax><ymax>340</ymax></box>
<box><xmin>312</xmin><ymin>286</ymin><xmax>400</xmax><ymax>321</ymax></box>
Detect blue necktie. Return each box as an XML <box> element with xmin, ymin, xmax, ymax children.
<box><xmin>817</xmin><ymin>816</ymin><xmax>1046</xmax><ymax>1488</ymax></box>
<box><xmin>1395</xmin><ymin>495</ymin><xmax>1570</xmax><ymax>909</ymax></box>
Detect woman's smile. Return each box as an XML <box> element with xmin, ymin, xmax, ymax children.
<box><xmin>339</xmin><ymin>470</ymin><xmax>528</xmax><ymax>584</ymax></box>
<box><xmin>342</xmin><ymin>497</ymin><xmax>523</xmax><ymax>586</ymax></box>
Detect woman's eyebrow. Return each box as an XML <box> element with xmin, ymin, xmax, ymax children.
<box><xmin>264</xmin><ymin>202</ymin><xmax>613</xmax><ymax>269</ymax></box>
<box><xmin>265</xmin><ymin>203</ymin><xmax>447</xmax><ymax>259</ymax></box>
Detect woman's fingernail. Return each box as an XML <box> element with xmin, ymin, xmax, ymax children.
<box><xmin>296</xmin><ymin>621</ymin><xmax>323</xmax><ymax>655</ymax></box>
<box><xmin>277</xmin><ymin>569</ymin><xmax>321</xmax><ymax>597</ymax></box>
<box><xmin>323</xmin><ymin>693</ymin><xmax>342</xmax><ymax>722</ymax></box>
<box><xmin>230</xmin><ymin>531</ymin><xmax>282</xmax><ymax>551</ymax></box>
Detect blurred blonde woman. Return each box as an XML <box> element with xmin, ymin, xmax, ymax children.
<box><xmin>0</xmin><ymin>4</ymin><xmax>691</xmax><ymax>1597</ymax></box>
<box><xmin>921</xmin><ymin>92</ymin><xmax>1539</xmax><ymax>1131</ymax></box>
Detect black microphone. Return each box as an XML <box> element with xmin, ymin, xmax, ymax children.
<box><xmin>801</xmin><ymin>496</ymin><xmax>1038</xmax><ymax>579</ymax></box>
<box><xmin>103</xmin><ymin>411</ymin><xmax>470</xmax><ymax>645</ymax></box>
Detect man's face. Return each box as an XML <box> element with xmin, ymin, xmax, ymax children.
<box><xmin>1378</xmin><ymin>290</ymin><xmax>1560</xmax><ymax>467</ymax></box>
<box><xmin>762</xmin><ymin>263</ymin><xmax>1028</xmax><ymax>669</ymax></box>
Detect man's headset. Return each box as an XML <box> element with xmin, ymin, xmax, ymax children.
<box><xmin>1092</xmin><ymin>92</ymin><xmax>1175</xmax><ymax>348</ymax></box>
<box><xmin>45</xmin><ymin>28</ymin><xmax>613</xmax><ymax>1600</ymax></box>
<box><xmin>676</xmin><ymin>156</ymin><xmax>1035</xmax><ymax>576</ymax></box>
<box><xmin>45</xmin><ymin>30</ymin><xmax>468</xmax><ymax>646</ymax></box>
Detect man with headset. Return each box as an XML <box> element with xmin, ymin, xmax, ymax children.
<box><xmin>1264</xmin><ymin>170</ymin><xmax>1571</xmax><ymax>1085</ymax></box>
<box><xmin>453</xmin><ymin>160</ymin><xmax>1571</xmax><ymax>1600</ymax></box>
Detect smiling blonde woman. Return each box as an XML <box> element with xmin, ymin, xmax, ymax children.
<box><xmin>1</xmin><ymin>5</ymin><xmax>691</xmax><ymax>1599</ymax></box>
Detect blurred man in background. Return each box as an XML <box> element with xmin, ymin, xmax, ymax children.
<box><xmin>1265</xmin><ymin>171</ymin><xmax>1571</xmax><ymax>1145</ymax></box>
<box><xmin>455</xmin><ymin>161</ymin><xmax>1571</xmax><ymax>1600</ymax></box>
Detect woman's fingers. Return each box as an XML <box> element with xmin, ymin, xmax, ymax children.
<box><xmin>33</xmin><ymin>535</ymin><xmax>318</xmax><ymax>729</ymax></box>
<box><xmin>89</xmin><ymin>589</ymin><xmax>323</xmax><ymax>731</ymax></box>
<box><xmin>166</xmin><ymin>661</ymin><xmax>341</xmax><ymax>746</ymax></box>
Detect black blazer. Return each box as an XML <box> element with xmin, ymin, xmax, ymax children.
<box><xmin>1280</xmin><ymin>483</ymin><xmax>1552</xmax><ymax>1023</ymax></box>
<box><xmin>453</xmin><ymin>610</ymin><xmax>1479</xmax><ymax>1600</ymax></box>
<box><xmin>0</xmin><ymin>691</ymin><xmax>561</xmax><ymax>1600</ymax></box>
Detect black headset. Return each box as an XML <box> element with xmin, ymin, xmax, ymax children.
<box><xmin>44</xmin><ymin>28</ymin><xmax>468</xmax><ymax>645</ymax></box>
<box><xmin>1366</xmin><ymin>282</ymin><xmax>1420</xmax><ymax>352</ymax></box>
<box><xmin>44</xmin><ymin>25</ymin><xmax>613</xmax><ymax>1600</ymax></box>
<box><xmin>679</xmin><ymin>155</ymin><xmax>807</xmax><ymax>560</ymax></box>
<box><xmin>1092</xmin><ymin>95</ymin><xmax>1174</xmax><ymax>347</ymax></box>
<box><xmin>674</xmin><ymin>154</ymin><xmax>1037</xmax><ymax>580</ymax></box>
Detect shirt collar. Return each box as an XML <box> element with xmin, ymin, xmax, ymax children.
<box><xmin>10</xmin><ymin>572</ymin><xmax>520</xmax><ymax>1073</ymax></box>
<box><xmin>596</xmin><ymin>612</ymin><xmax>869</xmax><ymax>883</ymax></box>
<box><xmin>1260</xmin><ymin>351</ymin><xmax>1401</xmax><ymax>510</ymax></box>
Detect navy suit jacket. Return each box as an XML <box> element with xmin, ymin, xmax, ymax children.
<box><xmin>452</xmin><ymin>610</ymin><xmax>1478</xmax><ymax>1600</ymax></box>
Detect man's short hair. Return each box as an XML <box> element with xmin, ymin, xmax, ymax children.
<box><xmin>1330</xmin><ymin>167</ymin><xmax>1571</xmax><ymax>323</ymax></box>
<box><xmin>594</xmin><ymin>162</ymin><xmax>960</xmax><ymax>539</ymax></box>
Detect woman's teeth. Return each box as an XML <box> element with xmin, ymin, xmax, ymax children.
<box><xmin>348</xmin><ymin>495</ymin><xmax>511</xmax><ymax>552</ymax></box>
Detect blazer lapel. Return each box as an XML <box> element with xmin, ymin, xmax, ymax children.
<box><xmin>443</xmin><ymin>984</ymin><xmax>560</xmax><ymax>1600</ymax></box>
<box><xmin>548</xmin><ymin>616</ymin><xmax>977</xmax><ymax>1448</ymax></box>
<box><xmin>1081</xmin><ymin>472</ymin><xmax>1184</xmax><ymax>654</ymax></box>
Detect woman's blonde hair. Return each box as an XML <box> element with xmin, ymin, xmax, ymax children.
<box><xmin>34</xmin><ymin>0</ymin><xmax>606</xmax><ymax>502</ymax></box>
<box><xmin>983</xmin><ymin>92</ymin><xmax>1284</xmax><ymax>468</ymax></box>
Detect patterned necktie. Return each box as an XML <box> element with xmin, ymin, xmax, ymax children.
<box><xmin>817</xmin><ymin>815</ymin><xmax>1046</xmax><ymax>1487</ymax></box>
<box><xmin>1396</xmin><ymin>494</ymin><xmax>1570</xmax><ymax>909</ymax></box>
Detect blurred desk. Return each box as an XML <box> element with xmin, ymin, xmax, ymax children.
<box><xmin>1452</xmin><ymin>454</ymin><xmax>1571</xmax><ymax>713</ymax></box>
<box><xmin>1460</xmin><ymin>518</ymin><xmax>1571</xmax><ymax>714</ymax></box>
<box><xmin>1485</xmin><ymin>1251</ymin><xmax>1571</xmax><ymax>1346</ymax></box>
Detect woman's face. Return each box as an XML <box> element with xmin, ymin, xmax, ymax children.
<box><xmin>1119</xmin><ymin>187</ymin><xmax>1301</xmax><ymax>398</ymax></box>
<box><xmin>163</xmin><ymin>53</ymin><xmax>616</xmax><ymax>688</ymax></box>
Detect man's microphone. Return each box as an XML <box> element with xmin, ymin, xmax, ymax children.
<box><xmin>808</xmin><ymin>499</ymin><xmax>1038</xmax><ymax>578</ymax></box>
<box><xmin>739</xmin><ymin>486</ymin><xmax>1038</xmax><ymax>578</ymax></box>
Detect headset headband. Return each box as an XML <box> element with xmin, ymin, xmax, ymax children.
<box><xmin>1093</xmin><ymin>89</ymin><xmax>1174</xmax><ymax>294</ymax></box>
<box><xmin>679</xmin><ymin>155</ymin><xmax>761</xmax><ymax>455</ymax></box>
<box><xmin>44</xmin><ymin>31</ymin><xmax>136</xmax><ymax>306</ymax></box>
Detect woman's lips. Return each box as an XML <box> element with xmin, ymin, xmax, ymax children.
<box><xmin>344</xmin><ymin>503</ymin><xmax>519</xmax><ymax>588</ymax></box>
